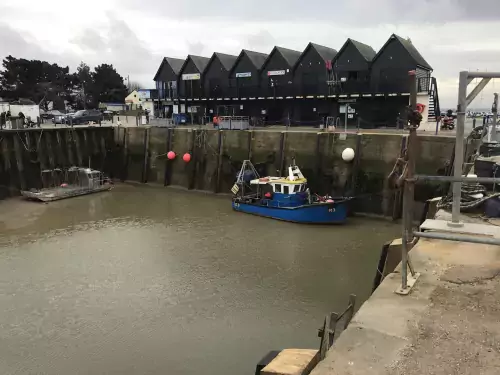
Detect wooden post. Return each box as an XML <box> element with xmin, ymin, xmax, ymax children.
<box><xmin>55</xmin><ymin>130</ymin><xmax>66</xmax><ymax>167</ymax></box>
<box><xmin>349</xmin><ymin>134</ymin><xmax>363</xmax><ymax>196</ymax></box>
<box><xmin>247</xmin><ymin>130</ymin><xmax>253</xmax><ymax>161</ymax></box>
<box><xmin>66</xmin><ymin>130</ymin><xmax>75</xmax><ymax>166</ymax></box>
<box><xmin>74</xmin><ymin>131</ymin><xmax>83</xmax><ymax>167</ymax></box>
<box><xmin>188</xmin><ymin>129</ymin><xmax>197</xmax><ymax>190</ymax></box>
<box><xmin>12</xmin><ymin>134</ymin><xmax>26</xmax><ymax>190</ymax></box>
<box><xmin>82</xmin><ymin>130</ymin><xmax>89</xmax><ymax>167</ymax></box>
<box><xmin>122</xmin><ymin>128</ymin><xmax>129</xmax><ymax>182</ymax></box>
<box><xmin>45</xmin><ymin>132</ymin><xmax>55</xmax><ymax>169</ymax></box>
<box><xmin>315</xmin><ymin>132</ymin><xmax>323</xmax><ymax>193</ymax></box>
<box><xmin>164</xmin><ymin>128</ymin><xmax>173</xmax><ymax>186</ymax></box>
<box><xmin>142</xmin><ymin>128</ymin><xmax>150</xmax><ymax>183</ymax></box>
<box><xmin>214</xmin><ymin>130</ymin><xmax>223</xmax><ymax>193</ymax></box>
<box><xmin>278</xmin><ymin>131</ymin><xmax>287</xmax><ymax>176</ymax></box>
<box><xmin>36</xmin><ymin>130</ymin><xmax>48</xmax><ymax>170</ymax></box>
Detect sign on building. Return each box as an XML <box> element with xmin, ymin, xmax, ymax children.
<box><xmin>236</xmin><ymin>72</ymin><xmax>252</xmax><ymax>78</ymax></box>
<box><xmin>182</xmin><ymin>73</ymin><xmax>201</xmax><ymax>80</ymax></box>
<box><xmin>267</xmin><ymin>70</ymin><xmax>286</xmax><ymax>76</ymax></box>
<box><xmin>137</xmin><ymin>90</ymin><xmax>151</xmax><ymax>100</ymax></box>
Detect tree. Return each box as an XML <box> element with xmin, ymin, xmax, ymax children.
<box><xmin>74</xmin><ymin>62</ymin><xmax>93</xmax><ymax>109</ymax></box>
<box><xmin>88</xmin><ymin>64</ymin><xmax>128</xmax><ymax>108</ymax></box>
<box><xmin>0</xmin><ymin>55</ymin><xmax>73</xmax><ymax>110</ymax></box>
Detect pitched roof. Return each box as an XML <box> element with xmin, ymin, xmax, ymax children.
<box><xmin>153</xmin><ymin>57</ymin><xmax>186</xmax><ymax>80</ymax></box>
<box><xmin>166</xmin><ymin>57</ymin><xmax>185</xmax><ymax>75</ymax></box>
<box><xmin>350</xmin><ymin>40</ymin><xmax>376</xmax><ymax>62</ymax></box>
<box><xmin>393</xmin><ymin>35</ymin><xmax>432</xmax><ymax>70</ymax></box>
<box><xmin>213</xmin><ymin>52</ymin><xmax>238</xmax><ymax>71</ymax></box>
<box><xmin>228</xmin><ymin>50</ymin><xmax>268</xmax><ymax>75</ymax></box>
<box><xmin>309</xmin><ymin>43</ymin><xmax>338</xmax><ymax>62</ymax></box>
<box><xmin>244</xmin><ymin>50</ymin><xmax>268</xmax><ymax>70</ymax></box>
<box><xmin>373</xmin><ymin>34</ymin><xmax>432</xmax><ymax>70</ymax></box>
<box><xmin>180</xmin><ymin>55</ymin><xmax>211</xmax><ymax>74</ymax></box>
<box><xmin>275</xmin><ymin>46</ymin><xmax>302</xmax><ymax>67</ymax></box>
<box><xmin>261</xmin><ymin>46</ymin><xmax>302</xmax><ymax>72</ymax></box>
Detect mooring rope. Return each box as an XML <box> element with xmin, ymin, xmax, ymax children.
<box><xmin>437</xmin><ymin>182</ymin><xmax>500</xmax><ymax>210</ymax></box>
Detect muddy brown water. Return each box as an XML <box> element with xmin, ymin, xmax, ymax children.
<box><xmin>0</xmin><ymin>184</ymin><xmax>399</xmax><ymax>375</ymax></box>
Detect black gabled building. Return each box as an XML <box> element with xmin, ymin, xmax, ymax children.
<box><xmin>260</xmin><ymin>46</ymin><xmax>302</xmax><ymax>98</ymax></box>
<box><xmin>330</xmin><ymin>39</ymin><xmax>376</xmax><ymax>94</ymax></box>
<box><xmin>370</xmin><ymin>34</ymin><xmax>432</xmax><ymax>93</ymax></box>
<box><xmin>153</xmin><ymin>57</ymin><xmax>185</xmax><ymax>100</ymax></box>
<box><xmin>203</xmin><ymin>52</ymin><xmax>237</xmax><ymax>98</ymax></box>
<box><xmin>293</xmin><ymin>42</ymin><xmax>337</xmax><ymax>97</ymax></box>
<box><xmin>229</xmin><ymin>49</ymin><xmax>268</xmax><ymax>98</ymax></box>
<box><xmin>178</xmin><ymin>55</ymin><xmax>210</xmax><ymax>99</ymax></box>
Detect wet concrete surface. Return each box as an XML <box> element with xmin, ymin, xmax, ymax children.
<box><xmin>0</xmin><ymin>184</ymin><xmax>399</xmax><ymax>375</ymax></box>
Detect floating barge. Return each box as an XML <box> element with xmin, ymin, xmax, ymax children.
<box><xmin>21</xmin><ymin>167</ymin><xmax>112</xmax><ymax>202</ymax></box>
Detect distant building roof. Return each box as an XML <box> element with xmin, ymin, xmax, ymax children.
<box><xmin>309</xmin><ymin>43</ymin><xmax>338</xmax><ymax>62</ymax></box>
<box><xmin>213</xmin><ymin>52</ymin><xmax>238</xmax><ymax>71</ymax></box>
<box><xmin>153</xmin><ymin>57</ymin><xmax>186</xmax><ymax>81</ymax></box>
<box><xmin>228</xmin><ymin>50</ymin><xmax>269</xmax><ymax>76</ymax></box>
<box><xmin>373</xmin><ymin>34</ymin><xmax>432</xmax><ymax>70</ymax></box>
<box><xmin>275</xmin><ymin>46</ymin><xmax>302</xmax><ymax>67</ymax></box>
<box><xmin>332</xmin><ymin>39</ymin><xmax>376</xmax><ymax>66</ymax></box>
<box><xmin>188</xmin><ymin>55</ymin><xmax>211</xmax><ymax>73</ymax></box>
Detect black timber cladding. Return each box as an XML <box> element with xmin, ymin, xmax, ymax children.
<box><xmin>370</xmin><ymin>34</ymin><xmax>432</xmax><ymax>93</ymax></box>
<box><xmin>260</xmin><ymin>46</ymin><xmax>302</xmax><ymax>97</ymax></box>
<box><xmin>331</xmin><ymin>39</ymin><xmax>376</xmax><ymax>94</ymax></box>
<box><xmin>203</xmin><ymin>53</ymin><xmax>237</xmax><ymax>98</ymax></box>
<box><xmin>153</xmin><ymin>57</ymin><xmax>185</xmax><ymax>81</ymax></box>
<box><xmin>178</xmin><ymin>55</ymin><xmax>210</xmax><ymax>98</ymax></box>
<box><xmin>229</xmin><ymin>50</ymin><xmax>268</xmax><ymax>97</ymax></box>
<box><xmin>293</xmin><ymin>42</ymin><xmax>337</xmax><ymax>96</ymax></box>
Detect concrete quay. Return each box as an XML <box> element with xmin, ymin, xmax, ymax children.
<box><xmin>311</xmin><ymin>221</ymin><xmax>500</xmax><ymax>375</ymax></box>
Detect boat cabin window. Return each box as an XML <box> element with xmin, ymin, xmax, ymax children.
<box><xmin>283</xmin><ymin>185</ymin><xmax>289</xmax><ymax>194</ymax></box>
<box><xmin>294</xmin><ymin>185</ymin><xmax>301</xmax><ymax>193</ymax></box>
<box><xmin>274</xmin><ymin>184</ymin><xmax>281</xmax><ymax>193</ymax></box>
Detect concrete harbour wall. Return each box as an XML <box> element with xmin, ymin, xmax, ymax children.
<box><xmin>0</xmin><ymin>127</ymin><xmax>115</xmax><ymax>199</ymax></box>
<box><xmin>118</xmin><ymin>127</ymin><xmax>456</xmax><ymax>217</ymax></box>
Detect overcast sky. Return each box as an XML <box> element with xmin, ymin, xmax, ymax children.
<box><xmin>1</xmin><ymin>0</ymin><xmax>499</xmax><ymax>108</ymax></box>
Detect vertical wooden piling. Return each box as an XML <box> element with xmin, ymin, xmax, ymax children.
<box><xmin>142</xmin><ymin>128</ymin><xmax>150</xmax><ymax>183</ymax></box>
<box><xmin>164</xmin><ymin>128</ymin><xmax>173</xmax><ymax>186</ymax></box>
<box><xmin>122</xmin><ymin>128</ymin><xmax>129</xmax><ymax>182</ymax></box>
<box><xmin>66</xmin><ymin>130</ymin><xmax>75</xmax><ymax>166</ymax></box>
<box><xmin>188</xmin><ymin>129</ymin><xmax>197</xmax><ymax>190</ymax></box>
<box><xmin>315</xmin><ymin>132</ymin><xmax>323</xmax><ymax>192</ymax></box>
<box><xmin>349</xmin><ymin>134</ymin><xmax>363</xmax><ymax>197</ymax></box>
<box><xmin>45</xmin><ymin>132</ymin><xmax>55</xmax><ymax>169</ymax></box>
<box><xmin>74</xmin><ymin>131</ymin><xmax>83</xmax><ymax>166</ymax></box>
<box><xmin>278</xmin><ymin>131</ymin><xmax>287</xmax><ymax>176</ymax></box>
<box><xmin>12</xmin><ymin>134</ymin><xmax>26</xmax><ymax>190</ymax></box>
<box><xmin>247</xmin><ymin>130</ymin><xmax>253</xmax><ymax>161</ymax></box>
<box><xmin>214</xmin><ymin>130</ymin><xmax>223</xmax><ymax>193</ymax></box>
<box><xmin>82</xmin><ymin>130</ymin><xmax>89</xmax><ymax>167</ymax></box>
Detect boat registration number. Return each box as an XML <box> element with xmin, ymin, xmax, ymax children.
<box><xmin>328</xmin><ymin>208</ymin><xmax>335</xmax><ymax>213</ymax></box>
<box><xmin>234</xmin><ymin>202</ymin><xmax>240</xmax><ymax>208</ymax></box>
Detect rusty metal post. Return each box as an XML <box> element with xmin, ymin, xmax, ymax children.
<box><xmin>397</xmin><ymin>71</ymin><xmax>420</xmax><ymax>295</ymax></box>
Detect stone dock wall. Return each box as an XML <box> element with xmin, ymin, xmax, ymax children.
<box><xmin>0</xmin><ymin>126</ymin><xmax>455</xmax><ymax>216</ymax></box>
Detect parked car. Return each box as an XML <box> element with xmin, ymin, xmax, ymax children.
<box><xmin>53</xmin><ymin>114</ymin><xmax>68</xmax><ymax>125</ymax></box>
<box><xmin>67</xmin><ymin>110</ymin><xmax>103</xmax><ymax>125</ymax></box>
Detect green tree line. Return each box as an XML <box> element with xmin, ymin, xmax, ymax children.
<box><xmin>0</xmin><ymin>56</ymin><xmax>129</xmax><ymax>111</ymax></box>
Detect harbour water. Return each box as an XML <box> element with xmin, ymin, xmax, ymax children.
<box><xmin>0</xmin><ymin>184</ymin><xmax>399</xmax><ymax>375</ymax></box>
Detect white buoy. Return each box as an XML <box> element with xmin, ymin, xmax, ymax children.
<box><xmin>342</xmin><ymin>147</ymin><xmax>355</xmax><ymax>162</ymax></box>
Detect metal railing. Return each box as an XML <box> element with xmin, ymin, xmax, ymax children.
<box><xmin>395</xmin><ymin>70</ymin><xmax>500</xmax><ymax>295</ymax></box>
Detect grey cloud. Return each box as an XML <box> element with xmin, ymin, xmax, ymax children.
<box><xmin>246</xmin><ymin>30</ymin><xmax>276</xmax><ymax>52</ymax></box>
<box><xmin>0</xmin><ymin>22</ymin><xmax>78</xmax><ymax>67</ymax></box>
<box><xmin>187</xmin><ymin>41</ymin><xmax>205</xmax><ymax>55</ymax></box>
<box><xmin>121</xmin><ymin>0</ymin><xmax>500</xmax><ymax>23</ymax></box>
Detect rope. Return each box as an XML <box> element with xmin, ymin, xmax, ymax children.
<box><xmin>437</xmin><ymin>182</ymin><xmax>500</xmax><ymax>210</ymax></box>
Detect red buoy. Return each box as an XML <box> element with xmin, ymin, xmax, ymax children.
<box><xmin>167</xmin><ymin>151</ymin><xmax>176</xmax><ymax>160</ymax></box>
<box><xmin>183</xmin><ymin>153</ymin><xmax>191</xmax><ymax>163</ymax></box>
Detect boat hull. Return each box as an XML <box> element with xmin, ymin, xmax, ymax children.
<box><xmin>232</xmin><ymin>200</ymin><xmax>347</xmax><ymax>224</ymax></box>
<box><xmin>21</xmin><ymin>185</ymin><xmax>112</xmax><ymax>202</ymax></box>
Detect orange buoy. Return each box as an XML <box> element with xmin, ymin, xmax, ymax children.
<box><xmin>183</xmin><ymin>153</ymin><xmax>191</xmax><ymax>163</ymax></box>
<box><xmin>167</xmin><ymin>151</ymin><xmax>176</xmax><ymax>160</ymax></box>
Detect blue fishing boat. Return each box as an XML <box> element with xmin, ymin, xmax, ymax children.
<box><xmin>231</xmin><ymin>160</ymin><xmax>349</xmax><ymax>224</ymax></box>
